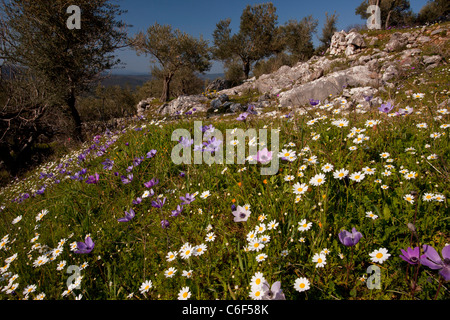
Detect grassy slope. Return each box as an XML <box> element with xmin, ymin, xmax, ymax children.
<box><xmin>0</xmin><ymin>24</ymin><xmax>448</xmax><ymax>301</ymax></box>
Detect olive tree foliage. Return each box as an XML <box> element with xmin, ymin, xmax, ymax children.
<box><xmin>0</xmin><ymin>0</ymin><xmax>129</xmax><ymax>142</ymax></box>
<box><xmin>279</xmin><ymin>15</ymin><xmax>318</xmax><ymax>62</ymax></box>
<box><xmin>129</xmin><ymin>22</ymin><xmax>211</xmax><ymax>103</ymax></box>
<box><xmin>318</xmin><ymin>12</ymin><xmax>338</xmax><ymax>53</ymax></box>
<box><xmin>355</xmin><ymin>0</ymin><xmax>414</xmax><ymax>29</ymax></box>
<box><xmin>417</xmin><ymin>0</ymin><xmax>450</xmax><ymax>24</ymax></box>
<box><xmin>0</xmin><ymin>66</ymin><xmax>71</xmax><ymax>177</ymax></box>
<box><xmin>212</xmin><ymin>3</ymin><xmax>278</xmax><ymax>80</ymax></box>
<box><xmin>251</xmin><ymin>15</ymin><xmax>319</xmax><ymax>79</ymax></box>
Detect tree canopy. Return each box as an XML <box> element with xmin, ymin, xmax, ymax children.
<box><xmin>212</xmin><ymin>2</ymin><xmax>278</xmax><ymax>80</ymax></box>
<box><xmin>355</xmin><ymin>0</ymin><xmax>414</xmax><ymax>29</ymax></box>
<box><xmin>129</xmin><ymin>22</ymin><xmax>211</xmax><ymax>102</ymax></box>
<box><xmin>0</xmin><ymin>0</ymin><xmax>128</xmax><ymax>141</ymax></box>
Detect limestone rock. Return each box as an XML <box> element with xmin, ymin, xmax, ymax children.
<box><xmin>157</xmin><ymin>95</ymin><xmax>208</xmax><ymax>115</ymax></box>
<box><xmin>278</xmin><ymin>65</ymin><xmax>378</xmax><ymax>108</ymax></box>
<box><xmin>382</xmin><ymin>65</ymin><xmax>398</xmax><ymax>82</ymax></box>
<box><xmin>417</xmin><ymin>36</ymin><xmax>431</xmax><ymax>43</ymax></box>
<box><xmin>136</xmin><ymin>97</ymin><xmax>156</xmax><ymax>117</ymax></box>
<box><xmin>206</xmin><ymin>78</ymin><xmax>231</xmax><ymax>92</ymax></box>
<box><xmin>385</xmin><ymin>32</ymin><xmax>407</xmax><ymax>52</ymax></box>
<box><xmin>342</xmin><ymin>87</ymin><xmax>378</xmax><ymax>103</ymax></box>
<box><xmin>346</xmin><ymin>32</ymin><xmax>366</xmax><ymax>48</ymax></box>
<box><xmin>423</xmin><ymin>55</ymin><xmax>442</xmax><ymax>65</ymax></box>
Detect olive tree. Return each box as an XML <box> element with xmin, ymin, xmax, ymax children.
<box><xmin>129</xmin><ymin>22</ymin><xmax>211</xmax><ymax>103</ymax></box>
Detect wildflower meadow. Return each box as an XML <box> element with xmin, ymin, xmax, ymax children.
<box><xmin>0</xmin><ymin>78</ymin><xmax>448</xmax><ymax>302</ymax></box>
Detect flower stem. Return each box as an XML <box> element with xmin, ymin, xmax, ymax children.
<box><xmin>434</xmin><ymin>277</ymin><xmax>443</xmax><ymax>300</ymax></box>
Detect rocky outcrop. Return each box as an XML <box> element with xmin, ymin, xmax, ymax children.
<box><xmin>136</xmin><ymin>97</ymin><xmax>156</xmax><ymax>117</ymax></box>
<box><xmin>218</xmin><ymin>56</ymin><xmax>335</xmax><ymax>98</ymax></box>
<box><xmin>209</xmin><ymin>93</ymin><xmax>245</xmax><ymax>113</ymax></box>
<box><xmin>136</xmin><ymin>24</ymin><xmax>448</xmax><ymax>116</ymax></box>
<box><xmin>205</xmin><ymin>78</ymin><xmax>232</xmax><ymax>92</ymax></box>
<box><xmin>277</xmin><ymin>65</ymin><xmax>379</xmax><ymax>108</ymax></box>
<box><xmin>385</xmin><ymin>32</ymin><xmax>408</xmax><ymax>52</ymax></box>
<box><xmin>329</xmin><ymin>31</ymin><xmax>366</xmax><ymax>57</ymax></box>
<box><xmin>156</xmin><ymin>95</ymin><xmax>208</xmax><ymax>115</ymax></box>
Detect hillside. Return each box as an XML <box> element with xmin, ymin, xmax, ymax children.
<box><xmin>0</xmin><ymin>23</ymin><xmax>448</xmax><ymax>303</ymax></box>
<box><xmin>98</xmin><ymin>73</ymin><xmax>225</xmax><ymax>89</ymax></box>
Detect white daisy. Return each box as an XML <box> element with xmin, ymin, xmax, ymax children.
<box><xmin>139</xmin><ymin>280</ymin><xmax>153</xmax><ymax>294</ymax></box>
<box><xmin>166</xmin><ymin>251</ymin><xmax>177</xmax><ymax>262</ymax></box>
<box><xmin>255</xmin><ymin>253</ymin><xmax>268</xmax><ymax>263</ymax></box>
<box><xmin>333</xmin><ymin>168</ymin><xmax>349</xmax><ymax>180</ymax></box>
<box><xmin>366</xmin><ymin>211</ymin><xmax>378</xmax><ymax>220</ymax></box>
<box><xmin>298</xmin><ymin>219</ymin><xmax>312</xmax><ymax>232</ymax></box>
<box><xmin>205</xmin><ymin>232</ymin><xmax>216</xmax><ymax>242</ymax></box>
<box><xmin>369</xmin><ymin>248</ymin><xmax>391</xmax><ymax>264</ymax></box>
<box><xmin>349</xmin><ymin>172</ymin><xmax>365</xmax><ymax>182</ymax></box>
<box><xmin>321</xmin><ymin>163</ymin><xmax>334</xmax><ymax>172</ymax></box>
<box><xmin>292</xmin><ymin>182</ymin><xmax>308</xmax><ymax>195</ymax></box>
<box><xmin>312</xmin><ymin>253</ymin><xmax>327</xmax><ymax>268</ymax></box>
<box><xmin>293</xmin><ymin>277</ymin><xmax>310</xmax><ymax>292</ymax></box>
<box><xmin>404</xmin><ymin>194</ymin><xmax>415</xmax><ymax>204</ymax></box>
<box><xmin>178</xmin><ymin>286</ymin><xmax>191</xmax><ymax>300</ymax></box>
<box><xmin>164</xmin><ymin>267</ymin><xmax>177</xmax><ymax>278</ymax></box>
<box><xmin>309</xmin><ymin>173</ymin><xmax>326</xmax><ymax>186</ymax></box>
<box><xmin>250</xmin><ymin>272</ymin><xmax>266</xmax><ymax>288</ymax></box>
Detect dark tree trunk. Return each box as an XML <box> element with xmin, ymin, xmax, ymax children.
<box><xmin>243</xmin><ymin>60</ymin><xmax>251</xmax><ymax>79</ymax></box>
<box><xmin>385</xmin><ymin>10</ymin><xmax>392</xmax><ymax>29</ymax></box>
<box><xmin>66</xmin><ymin>88</ymin><xmax>83</xmax><ymax>142</ymax></box>
<box><xmin>161</xmin><ymin>74</ymin><xmax>173</xmax><ymax>102</ymax></box>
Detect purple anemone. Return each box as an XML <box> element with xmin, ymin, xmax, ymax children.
<box><xmin>117</xmin><ymin>208</ymin><xmax>136</xmax><ymax>222</ymax></box>
<box><xmin>338</xmin><ymin>228</ymin><xmax>363</xmax><ymax>247</ymax></box>
<box><xmin>420</xmin><ymin>245</ymin><xmax>450</xmax><ymax>281</ymax></box>
<box><xmin>399</xmin><ymin>246</ymin><xmax>420</xmax><ymax>265</ymax></box>
<box><xmin>75</xmin><ymin>236</ymin><xmax>95</xmax><ymax>254</ymax></box>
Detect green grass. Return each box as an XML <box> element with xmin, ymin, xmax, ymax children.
<box><xmin>0</xmin><ymin>22</ymin><xmax>449</xmax><ymax>301</ymax></box>
<box><xmin>0</xmin><ymin>87</ymin><xmax>448</xmax><ymax>300</ymax></box>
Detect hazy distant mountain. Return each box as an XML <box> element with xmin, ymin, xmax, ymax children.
<box><xmin>99</xmin><ymin>72</ymin><xmax>225</xmax><ymax>89</ymax></box>
<box><xmin>99</xmin><ymin>74</ymin><xmax>151</xmax><ymax>89</ymax></box>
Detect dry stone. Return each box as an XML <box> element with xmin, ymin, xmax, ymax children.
<box><xmin>278</xmin><ymin>65</ymin><xmax>378</xmax><ymax>108</ymax></box>
<box><xmin>157</xmin><ymin>95</ymin><xmax>208</xmax><ymax>115</ymax></box>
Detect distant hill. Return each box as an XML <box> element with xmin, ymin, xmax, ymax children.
<box><xmin>99</xmin><ymin>74</ymin><xmax>151</xmax><ymax>89</ymax></box>
<box><xmin>99</xmin><ymin>73</ymin><xmax>225</xmax><ymax>89</ymax></box>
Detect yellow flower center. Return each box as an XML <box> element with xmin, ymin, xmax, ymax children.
<box><xmin>256</xmin><ymin>279</ymin><xmax>261</xmax><ymax>285</ymax></box>
<box><xmin>183</xmin><ymin>292</ymin><xmax>188</xmax><ymax>298</ymax></box>
<box><xmin>376</xmin><ymin>253</ymin><xmax>383</xmax><ymax>259</ymax></box>
<box><xmin>300</xmin><ymin>283</ymin><xmax>305</xmax><ymax>288</ymax></box>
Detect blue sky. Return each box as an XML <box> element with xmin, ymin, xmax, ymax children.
<box><xmin>112</xmin><ymin>0</ymin><xmax>429</xmax><ymax>74</ymax></box>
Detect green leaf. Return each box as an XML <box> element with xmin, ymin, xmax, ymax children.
<box><xmin>237</xmin><ymin>243</ymin><xmax>245</xmax><ymax>272</ymax></box>
<box><xmin>383</xmin><ymin>205</ymin><xmax>391</xmax><ymax>220</ymax></box>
